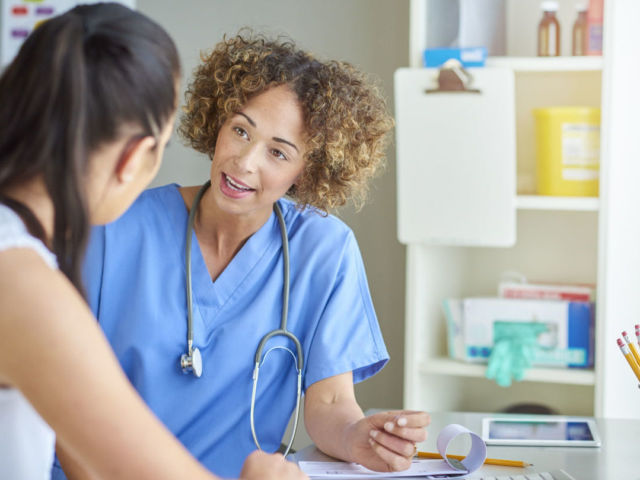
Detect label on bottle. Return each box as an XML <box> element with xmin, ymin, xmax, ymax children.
<box><xmin>588</xmin><ymin>24</ymin><xmax>603</xmax><ymax>54</ymax></box>
<box><xmin>548</xmin><ymin>23</ymin><xmax>558</xmax><ymax>55</ymax></box>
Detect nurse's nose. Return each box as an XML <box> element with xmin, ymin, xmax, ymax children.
<box><xmin>235</xmin><ymin>143</ymin><xmax>261</xmax><ymax>173</ymax></box>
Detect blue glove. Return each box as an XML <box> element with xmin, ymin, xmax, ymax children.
<box><xmin>485</xmin><ymin>321</ymin><xmax>548</xmax><ymax>387</ymax></box>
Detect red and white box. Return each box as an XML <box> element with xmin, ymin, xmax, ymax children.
<box><xmin>498</xmin><ymin>281</ymin><xmax>595</xmax><ymax>302</ymax></box>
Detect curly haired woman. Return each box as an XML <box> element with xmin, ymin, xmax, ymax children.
<box><xmin>71</xmin><ymin>32</ymin><xmax>429</xmax><ymax>478</ymax></box>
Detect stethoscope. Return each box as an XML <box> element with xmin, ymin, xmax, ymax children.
<box><xmin>179</xmin><ymin>180</ymin><xmax>303</xmax><ymax>456</ymax></box>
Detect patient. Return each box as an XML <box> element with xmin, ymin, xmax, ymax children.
<box><xmin>0</xmin><ymin>4</ymin><xmax>305</xmax><ymax>480</ymax></box>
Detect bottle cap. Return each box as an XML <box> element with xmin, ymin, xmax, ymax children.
<box><xmin>541</xmin><ymin>0</ymin><xmax>559</xmax><ymax>11</ymax></box>
<box><xmin>575</xmin><ymin>2</ymin><xmax>588</xmax><ymax>11</ymax></box>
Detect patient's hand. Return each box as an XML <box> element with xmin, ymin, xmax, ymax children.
<box><xmin>348</xmin><ymin>410</ymin><xmax>429</xmax><ymax>472</ymax></box>
<box><xmin>239</xmin><ymin>450</ymin><xmax>308</xmax><ymax>480</ymax></box>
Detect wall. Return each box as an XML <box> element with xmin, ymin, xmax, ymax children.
<box><xmin>135</xmin><ymin>0</ymin><xmax>411</xmax><ymax>413</ymax></box>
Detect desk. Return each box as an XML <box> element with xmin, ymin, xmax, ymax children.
<box><xmin>293</xmin><ymin>411</ymin><xmax>640</xmax><ymax>479</ymax></box>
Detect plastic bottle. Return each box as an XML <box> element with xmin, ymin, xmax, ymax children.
<box><xmin>572</xmin><ymin>4</ymin><xmax>588</xmax><ymax>55</ymax></box>
<box><xmin>538</xmin><ymin>1</ymin><xmax>561</xmax><ymax>57</ymax></box>
<box><xmin>586</xmin><ymin>0</ymin><xmax>604</xmax><ymax>55</ymax></box>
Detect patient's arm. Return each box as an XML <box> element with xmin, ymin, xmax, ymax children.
<box><xmin>56</xmin><ymin>442</ymin><xmax>98</xmax><ymax>480</ymax></box>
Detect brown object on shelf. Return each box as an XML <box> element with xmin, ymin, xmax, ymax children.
<box><xmin>538</xmin><ymin>1</ymin><xmax>561</xmax><ymax>56</ymax></box>
<box><xmin>502</xmin><ymin>403</ymin><xmax>558</xmax><ymax>415</ymax></box>
<box><xmin>573</xmin><ymin>5</ymin><xmax>588</xmax><ymax>55</ymax></box>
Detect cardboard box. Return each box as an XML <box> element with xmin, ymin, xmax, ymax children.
<box><xmin>498</xmin><ymin>281</ymin><xmax>595</xmax><ymax>302</ymax></box>
<box><xmin>443</xmin><ymin>297</ymin><xmax>594</xmax><ymax>368</ymax></box>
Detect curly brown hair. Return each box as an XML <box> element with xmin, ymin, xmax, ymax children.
<box><xmin>179</xmin><ymin>32</ymin><xmax>394</xmax><ymax>212</ymax></box>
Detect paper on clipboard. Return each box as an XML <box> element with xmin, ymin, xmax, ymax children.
<box><xmin>297</xmin><ymin>459</ymin><xmax>464</xmax><ymax>478</ymax></box>
<box><xmin>299</xmin><ymin>424</ymin><xmax>486</xmax><ymax>479</ymax></box>
<box><xmin>395</xmin><ymin>67</ymin><xmax>516</xmax><ymax>247</ymax></box>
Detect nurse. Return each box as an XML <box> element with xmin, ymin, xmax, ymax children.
<box><xmin>74</xmin><ymin>33</ymin><xmax>429</xmax><ymax>478</ymax></box>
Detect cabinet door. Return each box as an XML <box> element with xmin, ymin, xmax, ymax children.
<box><xmin>395</xmin><ymin>68</ymin><xmax>516</xmax><ymax>247</ymax></box>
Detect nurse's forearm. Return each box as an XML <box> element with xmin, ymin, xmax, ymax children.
<box><xmin>304</xmin><ymin>372</ymin><xmax>364</xmax><ymax>463</ymax></box>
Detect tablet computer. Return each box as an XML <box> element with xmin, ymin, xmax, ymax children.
<box><xmin>481</xmin><ymin>416</ymin><xmax>602</xmax><ymax>447</ymax></box>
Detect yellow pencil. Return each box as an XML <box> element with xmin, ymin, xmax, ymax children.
<box><xmin>617</xmin><ymin>338</ymin><xmax>640</xmax><ymax>382</ymax></box>
<box><xmin>416</xmin><ymin>451</ymin><xmax>532</xmax><ymax>468</ymax></box>
<box><xmin>622</xmin><ymin>331</ymin><xmax>640</xmax><ymax>366</ymax></box>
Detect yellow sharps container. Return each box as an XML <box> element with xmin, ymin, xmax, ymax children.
<box><xmin>533</xmin><ymin>107</ymin><xmax>600</xmax><ymax>196</ymax></box>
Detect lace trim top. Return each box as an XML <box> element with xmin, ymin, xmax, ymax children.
<box><xmin>0</xmin><ymin>203</ymin><xmax>57</xmax><ymax>479</ymax></box>
<box><xmin>0</xmin><ymin>204</ymin><xmax>57</xmax><ymax>268</ymax></box>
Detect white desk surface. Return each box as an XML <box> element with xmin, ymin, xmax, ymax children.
<box><xmin>293</xmin><ymin>411</ymin><xmax>640</xmax><ymax>479</ymax></box>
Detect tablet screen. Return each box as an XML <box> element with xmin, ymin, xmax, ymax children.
<box><xmin>488</xmin><ymin>420</ymin><xmax>594</xmax><ymax>441</ymax></box>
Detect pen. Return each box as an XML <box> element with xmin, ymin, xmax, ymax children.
<box><xmin>617</xmin><ymin>338</ymin><xmax>640</xmax><ymax>382</ymax></box>
<box><xmin>622</xmin><ymin>331</ymin><xmax>640</xmax><ymax>366</ymax></box>
<box><xmin>416</xmin><ymin>451</ymin><xmax>532</xmax><ymax>468</ymax></box>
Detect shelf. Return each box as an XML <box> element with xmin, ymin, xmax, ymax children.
<box><xmin>516</xmin><ymin>195</ymin><xmax>599</xmax><ymax>211</ymax></box>
<box><xmin>419</xmin><ymin>357</ymin><xmax>595</xmax><ymax>386</ymax></box>
<box><xmin>486</xmin><ymin>56</ymin><xmax>603</xmax><ymax>72</ymax></box>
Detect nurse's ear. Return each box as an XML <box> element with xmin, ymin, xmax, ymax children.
<box><xmin>115</xmin><ymin>135</ymin><xmax>158</xmax><ymax>184</ymax></box>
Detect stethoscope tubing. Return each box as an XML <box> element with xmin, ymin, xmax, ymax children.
<box><xmin>185</xmin><ymin>180</ymin><xmax>211</xmax><ymax>360</ymax></box>
<box><xmin>182</xmin><ymin>181</ymin><xmax>303</xmax><ymax>456</ymax></box>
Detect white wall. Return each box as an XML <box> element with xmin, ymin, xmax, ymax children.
<box><xmin>136</xmin><ymin>0</ymin><xmax>411</xmax><ymax>412</ymax></box>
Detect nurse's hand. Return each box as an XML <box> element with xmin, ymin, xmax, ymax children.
<box><xmin>349</xmin><ymin>410</ymin><xmax>430</xmax><ymax>472</ymax></box>
<box><xmin>239</xmin><ymin>450</ymin><xmax>308</xmax><ymax>480</ymax></box>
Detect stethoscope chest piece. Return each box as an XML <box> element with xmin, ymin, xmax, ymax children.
<box><xmin>181</xmin><ymin>347</ymin><xmax>202</xmax><ymax>378</ymax></box>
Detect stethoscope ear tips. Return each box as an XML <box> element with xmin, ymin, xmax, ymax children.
<box><xmin>180</xmin><ymin>347</ymin><xmax>203</xmax><ymax>377</ymax></box>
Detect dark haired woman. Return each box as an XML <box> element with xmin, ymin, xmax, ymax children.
<box><xmin>0</xmin><ymin>5</ymin><xmax>305</xmax><ymax>480</ymax></box>
<box><xmin>77</xmin><ymin>32</ymin><xmax>430</xmax><ymax>479</ymax></box>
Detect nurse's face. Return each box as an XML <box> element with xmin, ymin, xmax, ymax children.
<box><xmin>209</xmin><ymin>85</ymin><xmax>307</xmax><ymax>222</ymax></box>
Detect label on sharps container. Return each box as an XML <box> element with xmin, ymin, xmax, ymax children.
<box><xmin>562</xmin><ymin>168</ymin><xmax>599</xmax><ymax>181</ymax></box>
<box><xmin>562</xmin><ymin>123</ymin><xmax>600</xmax><ymax>167</ymax></box>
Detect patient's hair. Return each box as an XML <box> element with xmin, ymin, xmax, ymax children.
<box><xmin>0</xmin><ymin>3</ymin><xmax>180</xmax><ymax>292</ymax></box>
<box><xmin>179</xmin><ymin>31</ymin><xmax>394</xmax><ymax>212</ymax></box>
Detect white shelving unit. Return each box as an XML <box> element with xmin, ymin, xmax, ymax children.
<box><xmin>515</xmin><ymin>195</ymin><xmax>599</xmax><ymax>211</ymax></box>
<box><xmin>486</xmin><ymin>56</ymin><xmax>603</xmax><ymax>72</ymax></box>
<box><xmin>419</xmin><ymin>357</ymin><xmax>596</xmax><ymax>386</ymax></box>
<box><xmin>400</xmin><ymin>0</ymin><xmax>640</xmax><ymax>419</ymax></box>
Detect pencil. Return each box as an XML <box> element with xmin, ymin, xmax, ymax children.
<box><xmin>416</xmin><ymin>451</ymin><xmax>532</xmax><ymax>468</ymax></box>
<box><xmin>617</xmin><ymin>338</ymin><xmax>640</xmax><ymax>382</ymax></box>
<box><xmin>622</xmin><ymin>331</ymin><xmax>640</xmax><ymax>366</ymax></box>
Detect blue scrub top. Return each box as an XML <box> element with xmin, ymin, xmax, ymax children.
<box><xmin>51</xmin><ymin>184</ymin><xmax>388</xmax><ymax>479</ymax></box>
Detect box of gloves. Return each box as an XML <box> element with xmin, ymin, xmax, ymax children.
<box><xmin>443</xmin><ymin>297</ymin><xmax>595</xmax><ymax>368</ymax></box>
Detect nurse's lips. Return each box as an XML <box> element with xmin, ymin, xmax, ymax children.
<box><xmin>220</xmin><ymin>173</ymin><xmax>255</xmax><ymax>198</ymax></box>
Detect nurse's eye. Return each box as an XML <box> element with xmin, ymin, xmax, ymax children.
<box><xmin>271</xmin><ymin>148</ymin><xmax>287</xmax><ymax>161</ymax></box>
<box><xmin>233</xmin><ymin>126</ymin><xmax>249</xmax><ymax>139</ymax></box>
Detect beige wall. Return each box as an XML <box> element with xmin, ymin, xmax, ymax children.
<box><xmin>137</xmin><ymin>0</ymin><xmax>411</xmax><ymax>412</ymax></box>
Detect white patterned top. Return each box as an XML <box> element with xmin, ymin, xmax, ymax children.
<box><xmin>0</xmin><ymin>203</ymin><xmax>56</xmax><ymax>479</ymax></box>
<box><xmin>0</xmin><ymin>204</ymin><xmax>57</xmax><ymax>268</ymax></box>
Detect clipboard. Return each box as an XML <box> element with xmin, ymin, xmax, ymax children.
<box><xmin>394</xmin><ymin>65</ymin><xmax>516</xmax><ymax>247</ymax></box>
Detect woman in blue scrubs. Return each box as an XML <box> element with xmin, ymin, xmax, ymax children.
<box><xmin>72</xmin><ymin>33</ymin><xmax>429</xmax><ymax>478</ymax></box>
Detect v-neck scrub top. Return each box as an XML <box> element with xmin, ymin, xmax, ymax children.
<box><xmin>52</xmin><ymin>184</ymin><xmax>388</xmax><ymax>478</ymax></box>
